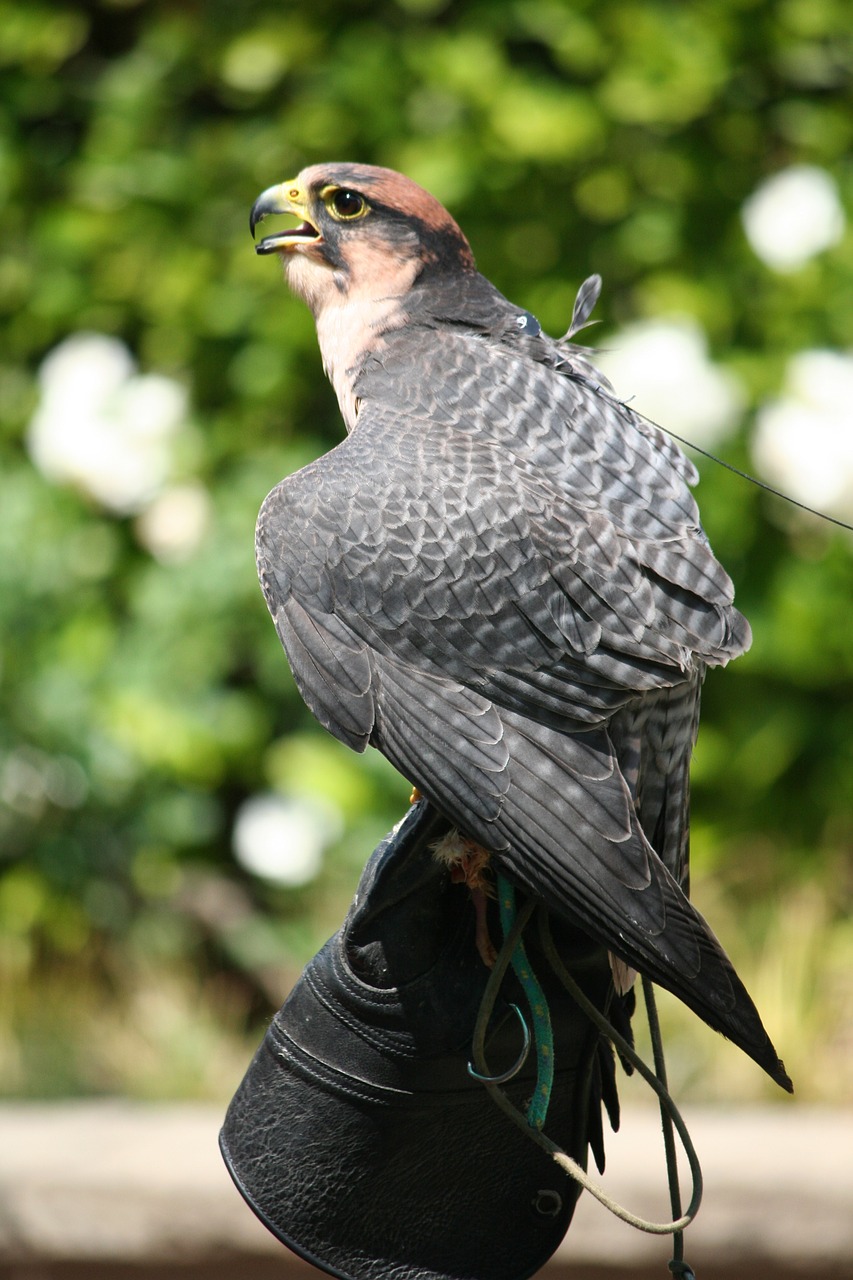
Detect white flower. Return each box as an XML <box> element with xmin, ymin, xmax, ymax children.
<box><xmin>232</xmin><ymin>794</ymin><xmax>343</xmax><ymax>887</ymax></box>
<box><xmin>27</xmin><ymin>333</ymin><xmax>188</xmax><ymax>514</ymax></box>
<box><xmin>752</xmin><ymin>349</ymin><xmax>853</xmax><ymax>521</ymax></box>
<box><xmin>741</xmin><ymin>166</ymin><xmax>845</xmax><ymax>273</ymax></box>
<box><xmin>134</xmin><ymin>483</ymin><xmax>212</xmax><ymax>563</ymax></box>
<box><xmin>0</xmin><ymin>747</ymin><xmax>88</xmax><ymax>818</ymax></box>
<box><xmin>595</xmin><ymin>317</ymin><xmax>744</xmax><ymax>448</ymax></box>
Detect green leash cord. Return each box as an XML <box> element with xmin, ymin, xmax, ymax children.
<box><xmin>497</xmin><ymin>873</ymin><xmax>554</xmax><ymax>1129</ymax></box>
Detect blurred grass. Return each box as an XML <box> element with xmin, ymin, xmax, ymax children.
<box><xmin>1</xmin><ymin>0</ymin><xmax>851</xmax><ymax>1104</ymax></box>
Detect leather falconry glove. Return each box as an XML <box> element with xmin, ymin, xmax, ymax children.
<box><xmin>220</xmin><ymin>798</ymin><xmax>633</xmax><ymax>1280</ymax></box>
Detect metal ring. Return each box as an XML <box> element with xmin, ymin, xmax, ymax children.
<box><xmin>467</xmin><ymin>1003</ymin><xmax>531</xmax><ymax>1084</ymax></box>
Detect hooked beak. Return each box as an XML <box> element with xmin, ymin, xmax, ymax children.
<box><xmin>249</xmin><ymin>182</ymin><xmax>322</xmax><ymax>256</ymax></box>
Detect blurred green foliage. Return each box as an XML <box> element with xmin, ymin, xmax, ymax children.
<box><xmin>0</xmin><ymin>0</ymin><xmax>851</xmax><ymax>1102</ymax></box>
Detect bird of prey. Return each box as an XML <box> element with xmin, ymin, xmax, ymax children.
<box><xmin>249</xmin><ymin>163</ymin><xmax>791</xmax><ymax>1092</ymax></box>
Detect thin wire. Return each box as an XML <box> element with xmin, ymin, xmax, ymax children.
<box><xmin>655</xmin><ymin>422</ymin><xmax>853</xmax><ymax>534</ymax></box>
<box><xmin>563</xmin><ymin>327</ymin><xmax>853</xmax><ymax>533</ymax></box>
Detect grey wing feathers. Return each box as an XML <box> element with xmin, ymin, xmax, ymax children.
<box><xmin>255</xmin><ymin>342</ymin><xmax>788</xmax><ymax>1087</ymax></box>
<box><xmin>608</xmin><ymin>678</ymin><xmax>702</xmax><ymax>888</ymax></box>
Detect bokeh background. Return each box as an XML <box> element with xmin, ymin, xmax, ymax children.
<box><xmin>1</xmin><ymin>0</ymin><xmax>851</xmax><ymax>1108</ymax></box>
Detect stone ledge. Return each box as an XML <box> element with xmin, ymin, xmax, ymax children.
<box><xmin>1</xmin><ymin>1102</ymin><xmax>850</xmax><ymax>1276</ymax></box>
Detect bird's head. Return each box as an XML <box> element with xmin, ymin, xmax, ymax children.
<box><xmin>250</xmin><ymin>163</ymin><xmax>476</xmax><ymax>316</ymax></box>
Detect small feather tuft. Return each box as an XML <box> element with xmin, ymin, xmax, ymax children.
<box><xmin>563</xmin><ymin>274</ymin><xmax>602</xmax><ymax>341</ymax></box>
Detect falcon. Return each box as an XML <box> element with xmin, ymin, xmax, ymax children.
<box><xmin>249</xmin><ymin>163</ymin><xmax>791</xmax><ymax>1091</ymax></box>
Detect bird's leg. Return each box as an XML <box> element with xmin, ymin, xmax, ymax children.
<box><xmin>468</xmin><ymin>885</ymin><xmax>497</xmax><ymax>970</ymax></box>
<box><xmin>430</xmin><ymin>828</ymin><xmax>497</xmax><ymax>968</ymax></box>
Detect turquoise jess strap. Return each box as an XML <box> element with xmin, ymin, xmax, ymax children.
<box><xmin>497</xmin><ymin>873</ymin><xmax>554</xmax><ymax>1129</ymax></box>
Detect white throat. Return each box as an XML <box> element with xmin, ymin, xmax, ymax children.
<box><xmin>285</xmin><ymin>247</ymin><xmax>420</xmax><ymax>432</ymax></box>
<box><xmin>314</xmin><ymin>294</ymin><xmax>404</xmax><ymax>432</ymax></box>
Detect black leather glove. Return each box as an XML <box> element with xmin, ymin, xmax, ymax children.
<box><xmin>220</xmin><ymin>799</ymin><xmax>630</xmax><ymax>1280</ymax></box>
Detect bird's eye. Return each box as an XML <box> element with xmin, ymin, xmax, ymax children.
<box><xmin>329</xmin><ymin>189</ymin><xmax>367</xmax><ymax>220</ymax></box>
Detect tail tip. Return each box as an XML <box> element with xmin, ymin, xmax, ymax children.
<box><xmin>770</xmin><ymin>1057</ymin><xmax>794</xmax><ymax>1094</ymax></box>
